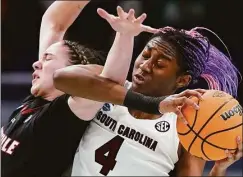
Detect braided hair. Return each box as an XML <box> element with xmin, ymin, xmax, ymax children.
<box><xmin>149</xmin><ymin>27</ymin><xmax>240</xmax><ymax>97</ymax></box>
<box><xmin>63</xmin><ymin>40</ymin><xmax>106</xmax><ymax>66</ymax></box>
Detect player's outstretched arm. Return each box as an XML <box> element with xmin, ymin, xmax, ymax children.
<box><xmin>54</xmin><ymin>64</ymin><xmax>204</xmax><ymax>120</ymax></box>
<box><xmin>209</xmin><ymin>136</ymin><xmax>242</xmax><ymax>176</ymax></box>
<box><xmin>39</xmin><ymin>1</ymin><xmax>89</xmax><ymax>59</ymax></box>
<box><xmin>97</xmin><ymin>6</ymin><xmax>157</xmax><ymax>85</ymax></box>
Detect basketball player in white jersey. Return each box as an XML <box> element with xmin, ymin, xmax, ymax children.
<box><xmin>53</xmin><ymin>6</ymin><xmax>242</xmax><ymax>176</ymax></box>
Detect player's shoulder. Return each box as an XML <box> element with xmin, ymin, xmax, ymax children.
<box><xmin>100</xmin><ymin>103</ymin><xmax>116</xmax><ymax>112</ymax></box>
<box><xmin>20</xmin><ymin>94</ymin><xmax>69</xmax><ymax>117</ymax></box>
<box><xmin>98</xmin><ymin>102</ymin><xmax>127</xmax><ymax>120</ymax></box>
<box><xmin>46</xmin><ymin>94</ymin><xmax>71</xmax><ymax>111</ymax></box>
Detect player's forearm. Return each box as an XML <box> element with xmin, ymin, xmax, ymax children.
<box><xmin>39</xmin><ymin>1</ymin><xmax>89</xmax><ymax>59</ymax></box>
<box><xmin>53</xmin><ymin>65</ymin><xmax>165</xmax><ymax>114</ymax></box>
<box><xmin>100</xmin><ymin>33</ymin><xmax>134</xmax><ymax>85</ymax></box>
<box><xmin>53</xmin><ymin>65</ymin><xmax>127</xmax><ymax>105</ymax></box>
<box><xmin>208</xmin><ymin>165</ymin><xmax>226</xmax><ymax>176</ymax></box>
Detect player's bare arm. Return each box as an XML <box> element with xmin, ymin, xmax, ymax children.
<box><xmin>175</xmin><ymin>145</ymin><xmax>206</xmax><ymax>176</ymax></box>
<box><xmin>39</xmin><ymin>1</ymin><xmax>90</xmax><ymax>59</ymax></box>
<box><xmin>97</xmin><ymin>6</ymin><xmax>157</xmax><ymax>85</ymax></box>
<box><xmin>54</xmin><ymin>64</ymin><xmax>204</xmax><ymax>117</ymax></box>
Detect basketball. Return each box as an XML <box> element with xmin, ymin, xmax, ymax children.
<box><xmin>177</xmin><ymin>90</ymin><xmax>243</xmax><ymax>161</ymax></box>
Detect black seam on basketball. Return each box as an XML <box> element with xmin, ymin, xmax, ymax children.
<box><xmin>183</xmin><ymin>123</ymin><xmax>240</xmax><ymax>160</ymax></box>
<box><xmin>185</xmin><ymin>124</ymin><xmax>240</xmax><ymax>151</ymax></box>
<box><xmin>202</xmin><ymin>123</ymin><xmax>242</xmax><ymax>149</ymax></box>
<box><xmin>201</xmin><ymin>123</ymin><xmax>242</xmax><ymax>160</ymax></box>
<box><xmin>178</xmin><ymin>100</ymin><xmax>200</xmax><ymax>136</ymax></box>
<box><xmin>201</xmin><ymin>150</ymin><xmax>212</xmax><ymax>160</ymax></box>
<box><xmin>187</xmin><ymin>98</ymin><xmax>234</xmax><ymax>153</ymax></box>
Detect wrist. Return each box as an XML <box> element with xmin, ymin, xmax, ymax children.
<box><xmin>117</xmin><ymin>32</ymin><xmax>134</xmax><ymax>38</ymax></box>
<box><xmin>213</xmin><ymin>163</ymin><xmax>228</xmax><ymax>171</ymax></box>
<box><xmin>210</xmin><ymin>163</ymin><xmax>227</xmax><ymax>176</ymax></box>
<box><xmin>123</xmin><ymin>90</ymin><xmax>166</xmax><ymax>115</ymax></box>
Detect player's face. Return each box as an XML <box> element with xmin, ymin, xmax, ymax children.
<box><xmin>132</xmin><ymin>37</ymin><xmax>183</xmax><ymax>97</ymax></box>
<box><xmin>31</xmin><ymin>41</ymin><xmax>69</xmax><ymax>98</ymax></box>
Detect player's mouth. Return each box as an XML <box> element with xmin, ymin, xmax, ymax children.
<box><xmin>133</xmin><ymin>74</ymin><xmax>146</xmax><ymax>85</ymax></box>
<box><xmin>32</xmin><ymin>73</ymin><xmax>40</xmax><ymax>83</ymax></box>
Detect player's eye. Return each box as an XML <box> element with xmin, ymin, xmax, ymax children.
<box><xmin>142</xmin><ymin>50</ymin><xmax>151</xmax><ymax>60</ymax></box>
<box><xmin>45</xmin><ymin>57</ymin><xmax>52</xmax><ymax>61</ymax></box>
<box><xmin>157</xmin><ymin>62</ymin><xmax>164</xmax><ymax>68</ymax></box>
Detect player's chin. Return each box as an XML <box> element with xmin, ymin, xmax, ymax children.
<box><xmin>30</xmin><ymin>85</ymin><xmax>40</xmax><ymax>97</ymax></box>
<box><xmin>131</xmin><ymin>82</ymin><xmax>148</xmax><ymax>94</ymax></box>
<box><xmin>131</xmin><ymin>82</ymin><xmax>140</xmax><ymax>92</ymax></box>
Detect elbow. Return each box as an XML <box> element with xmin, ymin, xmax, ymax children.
<box><xmin>53</xmin><ymin>65</ymin><xmax>105</xmax><ymax>97</ymax></box>
<box><xmin>53</xmin><ymin>66</ymin><xmax>94</xmax><ymax>94</ymax></box>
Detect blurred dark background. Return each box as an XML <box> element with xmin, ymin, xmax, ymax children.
<box><xmin>1</xmin><ymin>0</ymin><xmax>242</xmax><ymax>175</ymax></box>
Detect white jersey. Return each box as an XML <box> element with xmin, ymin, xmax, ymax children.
<box><xmin>72</xmin><ymin>82</ymin><xmax>179</xmax><ymax>176</ymax></box>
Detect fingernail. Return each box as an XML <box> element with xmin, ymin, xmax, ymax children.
<box><xmin>195</xmin><ymin>104</ymin><xmax>200</xmax><ymax>110</ymax></box>
<box><xmin>225</xmin><ymin>149</ymin><xmax>229</xmax><ymax>154</ymax></box>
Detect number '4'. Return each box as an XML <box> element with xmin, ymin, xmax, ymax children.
<box><xmin>95</xmin><ymin>135</ymin><xmax>124</xmax><ymax>176</ymax></box>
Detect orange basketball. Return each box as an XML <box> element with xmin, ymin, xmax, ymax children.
<box><xmin>177</xmin><ymin>90</ymin><xmax>243</xmax><ymax>161</ymax></box>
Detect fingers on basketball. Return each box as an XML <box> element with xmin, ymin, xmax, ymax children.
<box><xmin>178</xmin><ymin>89</ymin><xmax>203</xmax><ymax>100</ymax></box>
<box><xmin>175</xmin><ymin>96</ymin><xmax>199</xmax><ymax>110</ymax></box>
<box><xmin>235</xmin><ymin>136</ymin><xmax>243</xmax><ymax>160</ymax></box>
<box><xmin>194</xmin><ymin>88</ymin><xmax>207</xmax><ymax>94</ymax></box>
<box><xmin>175</xmin><ymin>106</ymin><xmax>188</xmax><ymax>125</ymax></box>
<box><xmin>225</xmin><ymin>149</ymin><xmax>235</xmax><ymax>162</ymax></box>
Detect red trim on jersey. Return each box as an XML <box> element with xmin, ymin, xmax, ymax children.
<box><xmin>20</xmin><ymin>105</ymin><xmax>42</xmax><ymax>115</ymax></box>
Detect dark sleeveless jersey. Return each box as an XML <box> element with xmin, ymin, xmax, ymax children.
<box><xmin>1</xmin><ymin>94</ymin><xmax>89</xmax><ymax>177</ymax></box>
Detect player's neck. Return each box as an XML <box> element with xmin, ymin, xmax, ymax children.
<box><xmin>128</xmin><ymin>109</ymin><xmax>162</xmax><ymax>120</ymax></box>
<box><xmin>41</xmin><ymin>90</ymin><xmax>64</xmax><ymax>101</ymax></box>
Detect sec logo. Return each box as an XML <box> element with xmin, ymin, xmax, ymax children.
<box><xmin>102</xmin><ymin>103</ymin><xmax>111</xmax><ymax>111</ymax></box>
<box><xmin>155</xmin><ymin>121</ymin><xmax>170</xmax><ymax>132</ymax></box>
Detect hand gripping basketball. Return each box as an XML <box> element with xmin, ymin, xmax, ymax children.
<box><xmin>214</xmin><ymin>136</ymin><xmax>242</xmax><ymax>170</ymax></box>
<box><xmin>176</xmin><ymin>90</ymin><xmax>242</xmax><ymax>161</ymax></box>
<box><xmin>158</xmin><ymin>89</ymin><xmax>206</xmax><ymax>123</ymax></box>
<box><xmin>97</xmin><ymin>6</ymin><xmax>158</xmax><ymax>36</ymax></box>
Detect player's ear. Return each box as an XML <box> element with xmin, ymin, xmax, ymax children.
<box><xmin>176</xmin><ymin>74</ymin><xmax>192</xmax><ymax>89</ymax></box>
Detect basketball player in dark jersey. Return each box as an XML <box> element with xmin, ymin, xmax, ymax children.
<box><xmin>53</xmin><ymin>6</ymin><xmax>242</xmax><ymax>176</ymax></box>
<box><xmin>1</xmin><ymin>1</ymin><xmax>163</xmax><ymax>177</ymax></box>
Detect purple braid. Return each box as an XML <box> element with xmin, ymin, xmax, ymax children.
<box><xmin>151</xmin><ymin>26</ymin><xmax>241</xmax><ymax>97</ymax></box>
